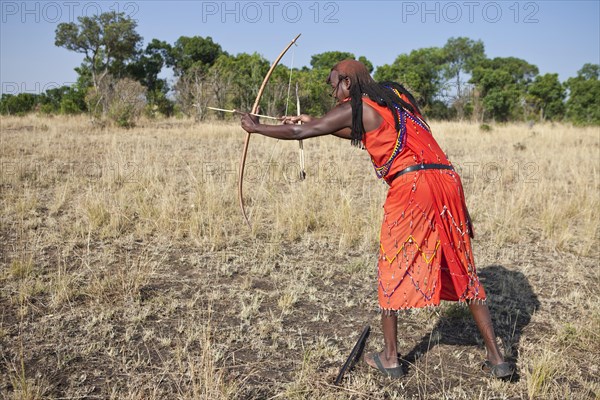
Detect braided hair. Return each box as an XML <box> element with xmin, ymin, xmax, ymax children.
<box><xmin>328</xmin><ymin>59</ymin><xmax>427</xmax><ymax>147</ymax></box>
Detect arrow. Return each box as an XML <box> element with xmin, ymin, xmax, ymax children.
<box><xmin>207</xmin><ymin>106</ymin><xmax>280</xmax><ymax>121</ymax></box>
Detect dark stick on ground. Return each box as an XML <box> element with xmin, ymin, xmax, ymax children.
<box><xmin>335</xmin><ymin>325</ymin><xmax>371</xmax><ymax>385</ymax></box>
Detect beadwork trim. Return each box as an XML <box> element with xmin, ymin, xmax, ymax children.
<box><xmin>390</xmin><ymin>87</ymin><xmax>431</xmax><ymax>132</ymax></box>
<box><xmin>369</xmin><ymin>105</ymin><xmax>407</xmax><ymax>179</ymax></box>
<box><xmin>377</xmin><ymin>298</ymin><xmax>488</xmax><ymax>316</ymax></box>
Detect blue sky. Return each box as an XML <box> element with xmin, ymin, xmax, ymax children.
<box><xmin>1</xmin><ymin>0</ymin><xmax>599</xmax><ymax>95</ymax></box>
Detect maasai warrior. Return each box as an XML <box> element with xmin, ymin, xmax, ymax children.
<box><xmin>240</xmin><ymin>60</ymin><xmax>513</xmax><ymax>379</ymax></box>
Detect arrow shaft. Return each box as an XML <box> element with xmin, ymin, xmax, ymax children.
<box><xmin>207</xmin><ymin>106</ymin><xmax>280</xmax><ymax>121</ymax></box>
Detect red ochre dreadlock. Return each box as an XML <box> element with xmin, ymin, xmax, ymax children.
<box><xmin>328</xmin><ymin>59</ymin><xmax>425</xmax><ymax>147</ymax></box>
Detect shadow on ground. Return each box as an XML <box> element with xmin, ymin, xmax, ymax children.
<box><xmin>402</xmin><ymin>264</ymin><xmax>540</xmax><ymax>380</ymax></box>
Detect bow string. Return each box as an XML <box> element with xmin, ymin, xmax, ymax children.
<box><xmin>238</xmin><ymin>33</ymin><xmax>302</xmax><ymax>228</ymax></box>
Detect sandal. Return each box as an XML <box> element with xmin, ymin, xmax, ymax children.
<box><xmin>481</xmin><ymin>360</ymin><xmax>514</xmax><ymax>379</ymax></box>
<box><xmin>367</xmin><ymin>353</ymin><xmax>404</xmax><ymax>378</ymax></box>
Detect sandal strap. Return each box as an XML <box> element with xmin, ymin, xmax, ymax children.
<box><xmin>373</xmin><ymin>354</ymin><xmax>387</xmax><ymax>373</ymax></box>
<box><xmin>482</xmin><ymin>360</ymin><xmax>514</xmax><ymax>378</ymax></box>
<box><xmin>372</xmin><ymin>353</ymin><xmax>403</xmax><ymax>378</ymax></box>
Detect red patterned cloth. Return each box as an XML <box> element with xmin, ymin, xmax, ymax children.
<box><xmin>361</xmin><ymin>97</ymin><xmax>486</xmax><ymax>311</ymax></box>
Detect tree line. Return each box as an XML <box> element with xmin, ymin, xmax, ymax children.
<box><xmin>1</xmin><ymin>11</ymin><xmax>598</xmax><ymax>127</ymax></box>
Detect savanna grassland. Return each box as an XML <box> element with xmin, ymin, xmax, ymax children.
<box><xmin>1</xmin><ymin>115</ymin><xmax>598</xmax><ymax>399</ymax></box>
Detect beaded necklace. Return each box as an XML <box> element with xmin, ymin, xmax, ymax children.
<box><xmin>369</xmin><ymin>104</ymin><xmax>407</xmax><ymax>179</ymax></box>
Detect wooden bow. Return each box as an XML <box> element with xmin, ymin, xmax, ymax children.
<box><xmin>238</xmin><ymin>33</ymin><xmax>301</xmax><ymax>228</ymax></box>
<box><xmin>296</xmin><ymin>82</ymin><xmax>306</xmax><ymax>180</ymax></box>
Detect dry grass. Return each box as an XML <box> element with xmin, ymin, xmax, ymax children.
<box><xmin>1</xmin><ymin>114</ymin><xmax>599</xmax><ymax>399</ymax></box>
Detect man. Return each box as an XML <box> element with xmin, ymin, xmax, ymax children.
<box><xmin>240</xmin><ymin>60</ymin><xmax>513</xmax><ymax>379</ymax></box>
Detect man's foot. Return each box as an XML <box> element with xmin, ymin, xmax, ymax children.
<box><xmin>481</xmin><ymin>360</ymin><xmax>514</xmax><ymax>379</ymax></box>
<box><xmin>365</xmin><ymin>352</ymin><xmax>404</xmax><ymax>378</ymax></box>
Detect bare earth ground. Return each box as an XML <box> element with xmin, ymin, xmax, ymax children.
<box><xmin>1</xmin><ymin>115</ymin><xmax>599</xmax><ymax>399</ymax></box>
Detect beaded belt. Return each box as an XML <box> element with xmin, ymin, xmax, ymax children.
<box><xmin>389</xmin><ymin>163</ymin><xmax>454</xmax><ymax>183</ymax></box>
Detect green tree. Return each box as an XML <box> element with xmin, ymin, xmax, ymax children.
<box><xmin>168</xmin><ymin>36</ymin><xmax>227</xmax><ymax>119</ymax></box>
<box><xmin>526</xmin><ymin>73</ymin><xmax>565</xmax><ymax>121</ymax></box>
<box><xmin>442</xmin><ymin>37</ymin><xmax>485</xmax><ymax>119</ymax></box>
<box><xmin>206</xmin><ymin>54</ymin><xmax>238</xmax><ymax>113</ymax></box>
<box><xmin>177</xmin><ymin>52</ymin><xmax>271</xmax><ymax>120</ymax></box>
<box><xmin>479</xmin><ymin>70</ymin><xmax>518</xmax><ymax>121</ymax></box>
<box><xmin>565</xmin><ymin>63</ymin><xmax>600</xmax><ymax>125</ymax></box>
<box><xmin>358</xmin><ymin>56</ymin><xmax>374</xmax><ymax>74</ymax></box>
<box><xmin>0</xmin><ymin>93</ymin><xmax>39</xmax><ymax>115</ymax></box>
<box><xmin>375</xmin><ymin>47</ymin><xmax>446</xmax><ymax>115</ymax></box>
<box><xmin>310</xmin><ymin>51</ymin><xmax>355</xmax><ymax>70</ymax></box>
<box><xmin>308</xmin><ymin>52</ymin><xmax>373</xmax><ymax>73</ymax></box>
<box><xmin>295</xmin><ymin>67</ymin><xmax>333</xmax><ymax>117</ymax></box>
<box><xmin>39</xmin><ymin>86</ymin><xmax>68</xmax><ymax>113</ymax></box>
<box><xmin>36</xmin><ymin>85</ymin><xmax>85</xmax><ymax>114</ymax></box>
<box><xmin>55</xmin><ymin>11</ymin><xmax>142</xmax><ymax>89</ymax></box>
<box><xmin>224</xmin><ymin>53</ymin><xmax>269</xmax><ymax>112</ymax></box>
<box><xmin>127</xmin><ymin>39</ymin><xmax>174</xmax><ymax>116</ymax></box>
<box><xmin>59</xmin><ymin>86</ymin><xmax>87</xmax><ymax>114</ymax></box>
<box><xmin>470</xmin><ymin>57</ymin><xmax>538</xmax><ymax>121</ymax></box>
<box><xmin>303</xmin><ymin>52</ymin><xmax>374</xmax><ymax>116</ymax></box>
<box><xmin>167</xmin><ymin>36</ymin><xmax>225</xmax><ymax>76</ymax></box>
<box><xmin>575</xmin><ymin>63</ymin><xmax>599</xmax><ymax>80</ymax></box>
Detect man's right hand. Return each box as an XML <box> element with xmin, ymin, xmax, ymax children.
<box><xmin>281</xmin><ymin>114</ymin><xmax>313</xmax><ymax>125</ymax></box>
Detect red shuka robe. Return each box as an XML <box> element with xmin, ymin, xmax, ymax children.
<box><xmin>361</xmin><ymin>97</ymin><xmax>486</xmax><ymax>311</ymax></box>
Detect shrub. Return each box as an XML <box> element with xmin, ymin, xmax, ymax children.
<box><xmin>85</xmin><ymin>76</ymin><xmax>146</xmax><ymax>127</ymax></box>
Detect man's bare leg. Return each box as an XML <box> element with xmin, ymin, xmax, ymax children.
<box><xmin>469</xmin><ymin>302</ymin><xmax>504</xmax><ymax>365</ymax></box>
<box><xmin>365</xmin><ymin>312</ymin><xmax>399</xmax><ymax>368</ymax></box>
